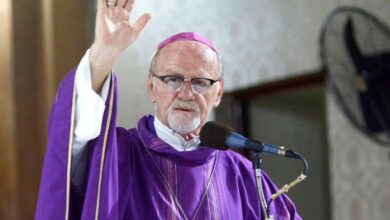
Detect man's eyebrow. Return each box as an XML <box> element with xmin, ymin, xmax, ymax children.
<box><xmin>160</xmin><ymin>71</ymin><xmax>184</xmax><ymax>77</ymax></box>
<box><xmin>161</xmin><ymin>68</ymin><xmax>213</xmax><ymax>78</ymax></box>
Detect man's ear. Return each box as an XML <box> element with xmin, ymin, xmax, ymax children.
<box><xmin>213</xmin><ymin>80</ymin><xmax>224</xmax><ymax>107</ymax></box>
<box><xmin>147</xmin><ymin>74</ymin><xmax>156</xmax><ymax>103</ymax></box>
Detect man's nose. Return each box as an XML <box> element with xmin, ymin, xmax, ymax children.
<box><xmin>177</xmin><ymin>81</ymin><xmax>195</xmax><ymax>100</ymax></box>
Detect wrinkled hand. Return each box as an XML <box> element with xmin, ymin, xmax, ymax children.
<box><xmin>90</xmin><ymin>0</ymin><xmax>151</xmax><ymax>92</ymax></box>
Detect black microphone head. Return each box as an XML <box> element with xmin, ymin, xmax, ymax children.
<box><xmin>200</xmin><ymin>121</ymin><xmax>233</xmax><ymax>150</ymax></box>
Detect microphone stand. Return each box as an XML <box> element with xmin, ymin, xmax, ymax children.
<box><xmin>252</xmin><ymin>149</ymin><xmax>308</xmax><ymax>220</ymax></box>
<box><xmin>252</xmin><ymin>152</ymin><xmax>273</xmax><ymax>220</ymax></box>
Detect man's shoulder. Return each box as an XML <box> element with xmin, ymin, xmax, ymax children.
<box><xmin>115</xmin><ymin>126</ymin><xmax>139</xmax><ymax>139</ymax></box>
<box><xmin>218</xmin><ymin>150</ymin><xmax>253</xmax><ymax>171</ymax></box>
<box><xmin>112</xmin><ymin>127</ymin><xmax>139</xmax><ymax>148</ymax></box>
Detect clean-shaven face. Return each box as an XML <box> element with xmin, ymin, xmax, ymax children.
<box><xmin>147</xmin><ymin>40</ymin><xmax>224</xmax><ymax>135</ymax></box>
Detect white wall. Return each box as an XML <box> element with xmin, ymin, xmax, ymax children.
<box><xmin>112</xmin><ymin>0</ymin><xmax>390</xmax><ymax>219</ymax></box>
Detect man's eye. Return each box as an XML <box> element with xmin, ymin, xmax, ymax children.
<box><xmin>164</xmin><ymin>76</ymin><xmax>182</xmax><ymax>84</ymax></box>
<box><xmin>192</xmin><ymin>79</ymin><xmax>210</xmax><ymax>87</ymax></box>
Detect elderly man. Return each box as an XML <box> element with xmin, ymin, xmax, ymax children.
<box><xmin>36</xmin><ymin>0</ymin><xmax>301</xmax><ymax>219</ymax></box>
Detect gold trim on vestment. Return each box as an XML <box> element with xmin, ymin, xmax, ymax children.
<box><xmin>65</xmin><ymin>74</ymin><xmax>78</xmax><ymax>220</ymax></box>
<box><xmin>95</xmin><ymin>75</ymin><xmax>115</xmax><ymax>220</ymax></box>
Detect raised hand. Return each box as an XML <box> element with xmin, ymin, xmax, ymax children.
<box><xmin>90</xmin><ymin>0</ymin><xmax>151</xmax><ymax>92</ymax></box>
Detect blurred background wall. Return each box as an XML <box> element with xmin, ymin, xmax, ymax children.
<box><xmin>0</xmin><ymin>0</ymin><xmax>389</xmax><ymax>219</ymax></box>
<box><xmin>0</xmin><ymin>0</ymin><xmax>90</xmax><ymax>219</ymax></box>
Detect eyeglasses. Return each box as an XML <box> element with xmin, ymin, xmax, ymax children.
<box><xmin>151</xmin><ymin>73</ymin><xmax>221</xmax><ymax>94</ymax></box>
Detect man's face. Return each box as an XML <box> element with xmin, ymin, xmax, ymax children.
<box><xmin>147</xmin><ymin>40</ymin><xmax>224</xmax><ymax>136</ymax></box>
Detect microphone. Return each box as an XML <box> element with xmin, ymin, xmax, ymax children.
<box><xmin>200</xmin><ymin>121</ymin><xmax>299</xmax><ymax>158</ymax></box>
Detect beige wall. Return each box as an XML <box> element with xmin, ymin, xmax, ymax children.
<box><xmin>0</xmin><ymin>0</ymin><xmax>89</xmax><ymax>218</ymax></box>
<box><xmin>113</xmin><ymin>0</ymin><xmax>390</xmax><ymax>219</ymax></box>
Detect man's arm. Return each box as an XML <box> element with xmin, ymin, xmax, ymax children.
<box><xmin>71</xmin><ymin>0</ymin><xmax>151</xmax><ymax>188</ymax></box>
<box><xmin>74</xmin><ymin>50</ymin><xmax>109</xmax><ymax>145</ymax></box>
<box><xmin>71</xmin><ymin>0</ymin><xmax>151</xmax><ymax>174</ymax></box>
<box><xmin>36</xmin><ymin>1</ymin><xmax>150</xmax><ymax>218</ymax></box>
<box><xmin>71</xmin><ymin>0</ymin><xmax>151</xmax><ymax>170</ymax></box>
<box><xmin>71</xmin><ymin>50</ymin><xmax>110</xmax><ymax>183</ymax></box>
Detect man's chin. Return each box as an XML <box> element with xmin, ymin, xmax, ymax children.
<box><xmin>168</xmin><ymin>115</ymin><xmax>200</xmax><ymax>135</ymax></box>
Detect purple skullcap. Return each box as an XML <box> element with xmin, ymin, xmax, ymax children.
<box><xmin>157</xmin><ymin>32</ymin><xmax>218</xmax><ymax>53</ymax></box>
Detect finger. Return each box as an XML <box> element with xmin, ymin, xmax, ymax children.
<box><xmin>116</xmin><ymin>0</ymin><xmax>128</xmax><ymax>8</ymax></box>
<box><xmin>106</xmin><ymin>0</ymin><xmax>117</xmax><ymax>8</ymax></box>
<box><xmin>122</xmin><ymin>0</ymin><xmax>129</xmax><ymax>8</ymax></box>
<box><xmin>123</xmin><ymin>0</ymin><xmax>134</xmax><ymax>12</ymax></box>
<box><xmin>133</xmin><ymin>13</ymin><xmax>151</xmax><ymax>34</ymax></box>
<box><xmin>98</xmin><ymin>0</ymin><xmax>106</xmax><ymax>9</ymax></box>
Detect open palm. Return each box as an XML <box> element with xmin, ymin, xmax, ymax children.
<box><xmin>90</xmin><ymin>0</ymin><xmax>150</xmax><ymax>91</ymax></box>
<box><xmin>94</xmin><ymin>0</ymin><xmax>150</xmax><ymax>53</ymax></box>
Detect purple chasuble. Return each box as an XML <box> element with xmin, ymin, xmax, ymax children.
<box><xmin>35</xmin><ymin>69</ymin><xmax>302</xmax><ymax>220</ymax></box>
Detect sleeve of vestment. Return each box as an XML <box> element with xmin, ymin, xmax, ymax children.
<box><xmin>35</xmin><ymin>61</ymin><xmax>126</xmax><ymax>220</ymax></box>
<box><xmin>71</xmin><ymin>50</ymin><xmax>111</xmax><ymax>190</ymax></box>
<box><xmin>71</xmin><ymin>50</ymin><xmax>111</xmax><ymax>211</ymax></box>
<box><xmin>73</xmin><ymin>49</ymin><xmax>110</xmax><ymax>152</ymax></box>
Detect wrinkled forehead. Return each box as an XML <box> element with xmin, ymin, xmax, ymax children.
<box><xmin>157</xmin><ymin>40</ymin><xmax>219</xmax><ymax>64</ymax></box>
<box><xmin>158</xmin><ymin>32</ymin><xmax>218</xmax><ymax>54</ymax></box>
<box><xmin>151</xmin><ymin>32</ymin><xmax>222</xmax><ymax>77</ymax></box>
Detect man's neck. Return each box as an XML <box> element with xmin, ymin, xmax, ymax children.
<box><xmin>182</xmin><ymin>129</ymin><xmax>200</xmax><ymax>141</ymax></box>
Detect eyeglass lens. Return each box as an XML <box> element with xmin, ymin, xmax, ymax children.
<box><xmin>162</xmin><ymin>76</ymin><xmax>213</xmax><ymax>94</ymax></box>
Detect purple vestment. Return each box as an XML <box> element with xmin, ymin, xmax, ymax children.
<box><xmin>35</xmin><ymin>69</ymin><xmax>301</xmax><ymax>220</ymax></box>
